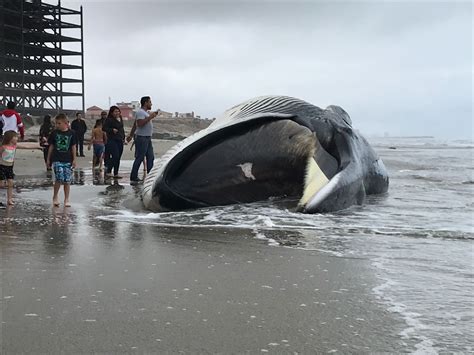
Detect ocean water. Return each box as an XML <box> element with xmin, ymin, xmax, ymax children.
<box><xmin>99</xmin><ymin>137</ymin><xmax>474</xmax><ymax>353</ymax></box>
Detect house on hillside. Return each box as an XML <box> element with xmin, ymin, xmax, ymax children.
<box><xmin>116</xmin><ymin>101</ymin><xmax>141</xmax><ymax>120</ymax></box>
<box><xmin>158</xmin><ymin>110</ymin><xmax>173</xmax><ymax>118</ymax></box>
<box><xmin>174</xmin><ymin>111</ymin><xmax>195</xmax><ymax>118</ymax></box>
<box><xmin>86</xmin><ymin>105</ymin><xmax>104</xmax><ymax>119</ymax></box>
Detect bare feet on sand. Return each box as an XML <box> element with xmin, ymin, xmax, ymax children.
<box><xmin>64</xmin><ymin>200</ymin><xmax>71</xmax><ymax>207</ymax></box>
<box><xmin>53</xmin><ymin>199</ymin><xmax>60</xmax><ymax>207</ymax></box>
<box><xmin>7</xmin><ymin>200</ymin><xmax>14</xmax><ymax>206</ymax></box>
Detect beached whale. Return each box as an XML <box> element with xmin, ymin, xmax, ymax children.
<box><xmin>142</xmin><ymin>96</ymin><xmax>389</xmax><ymax>213</ymax></box>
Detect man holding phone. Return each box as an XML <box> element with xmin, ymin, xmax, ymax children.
<box><xmin>129</xmin><ymin>96</ymin><xmax>159</xmax><ymax>183</ymax></box>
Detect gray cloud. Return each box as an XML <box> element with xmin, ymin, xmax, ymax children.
<box><xmin>61</xmin><ymin>0</ymin><xmax>472</xmax><ymax>139</ymax></box>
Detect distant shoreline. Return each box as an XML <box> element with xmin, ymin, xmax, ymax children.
<box><xmin>382</xmin><ymin>136</ymin><xmax>435</xmax><ymax>139</ymax></box>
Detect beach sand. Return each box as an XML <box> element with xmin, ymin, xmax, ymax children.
<box><xmin>0</xmin><ymin>139</ymin><xmax>410</xmax><ymax>353</ymax></box>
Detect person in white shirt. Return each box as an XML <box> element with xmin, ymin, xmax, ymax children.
<box><xmin>129</xmin><ymin>96</ymin><xmax>159</xmax><ymax>182</ymax></box>
<box><xmin>0</xmin><ymin>101</ymin><xmax>24</xmax><ymax>140</ymax></box>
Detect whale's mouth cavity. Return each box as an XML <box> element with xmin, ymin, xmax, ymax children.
<box><xmin>157</xmin><ymin>119</ymin><xmax>338</xmax><ymax>211</ymax></box>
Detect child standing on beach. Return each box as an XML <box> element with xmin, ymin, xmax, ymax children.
<box><xmin>0</xmin><ymin>130</ymin><xmax>42</xmax><ymax>205</ymax></box>
<box><xmin>88</xmin><ymin>119</ymin><xmax>107</xmax><ymax>171</ymax></box>
<box><xmin>47</xmin><ymin>114</ymin><xmax>77</xmax><ymax>207</ymax></box>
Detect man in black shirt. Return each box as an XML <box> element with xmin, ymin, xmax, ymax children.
<box><xmin>71</xmin><ymin>112</ymin><xmax>87</xmax><ymax>157</ymax></box>
<box><xmin>100</xmin><ymin>111</ymin><xmax>107</xmax><ymax>125</ymax></box>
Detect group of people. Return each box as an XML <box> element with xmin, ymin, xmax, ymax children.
<box><xmin>0</xmin><ymin>96</ymin><xmax>160</xmax><ymax>206</ymax></box>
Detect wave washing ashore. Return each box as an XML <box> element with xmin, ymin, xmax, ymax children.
<box><xmin>0</xmin><ymin>137</ymin><xmax>473</xmax><ymax>353</ymax></box>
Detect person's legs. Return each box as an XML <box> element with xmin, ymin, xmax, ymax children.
<box><xmin>0</xmin><ymin>166</ymin><xmax>6</xmax><ymax>190</ymax></box>
<box><xmin>94</xmin><ymin>144</ymin><xmax>105</xmax><ymax>171</ymax></box>
<box><xmin>97</xmin><ymin>144</ymin><xmax>105</xmax><ymax>171</ymax></box>
<box><xmin>145</xmin><ymin>138</ymin><xmax>154</xmax><ymax>173</ymax></box>
<box><xmin>0</xmin><ymin>179</ymin><xmax>4</xmax><ymax>204</ymax></box>
<box><xmin>63</xmin><ymin>184</ymin><xmax>71</xmax><ymax>207</ymax></box>
<box><xmin>43</xmin><ymin>147</ymin><xmax>49</xmax><ymax>170</ymax></box>
<box><xmin>78</xmin><ymin>135</ymin><xmax>85</xmax><ymax>156</ymax></box>
<box><xmin>63</xmin><ymin>163</ymin><xmax>73</xmax><ymax>206</ymax></box>
<box><xmin>99</xmin><ymin>152</ymin><xmax>104</xmax><ymax>170</ymax></box>
<box><xmin>109</xmin><ymin>140</ymin><xmax>118</xmax><ymax>176</ymax></box>
<box><xmin>52</xmin><ymin>182</ymin><xmax>61</xmax><ymax>206</ymax></box>
<box><xmin>104</xmin><ymin>142</ymin><xmax>111</xmax><ymax>173</ymax></box>
<box><xmin>130</xmin><ymin>136</ymin><xmax>148</xmax><ymax>181</ymax></box>
<box><xmin>52</xmin><ymin>162</ymin><xmax>68</xmax><ymax>206</ymax></box>
<box><xmin>92</xmin><ymin>145</ymin><xmax>97</xmax><ymax>170</ymax></box>
<box><xmin>106</xmin><ymin>141</ymin><xmax>118</xmax><ymax>176</ymax></box>
<box><xmin>0</xmin><ymin>166</ymin><xmax>14</xmax><ymax>204</ymax></box>
<box><xmin>114</xmin><ymin>142</ymin><xmax>124</xmax><ymax>177</ymax></box>
<box><xmin>6</xmin><ymin>179</ymin><xmax>13</xmax><ymax>205</ymax></box>
<box><xmin>0</xmin><ymin>179</ymin><xmax>5</xmax><ymax>206</ymax></box>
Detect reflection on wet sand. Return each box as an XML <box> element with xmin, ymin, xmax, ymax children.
<box><xmin>0</xmin><ymin>170</ymin><xmax>408</xmax><ymax>354</ymax></box>
<box><xmin>43</xmin><ymin>207</ymin><xmax>73</xmax><ymax>254</ymax></box>
<box><xmin>0</xmin><ymin>204</ymin><xmax>14</xmax><ymax>233</ymax></box>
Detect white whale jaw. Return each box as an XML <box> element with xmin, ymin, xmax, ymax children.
<box><xmin>299</xmin><ymin>159</ymin><xmax>371</xmax><ymax>213</ymax></box>
<box><xmin>297</xmin><ymin>156</ymin><xmax>330</xmax><ymax>210</ymax></box>
<box><xmin>299</xmin><ymin>172</ymin><xmax>344</xmax><ymax>213</ymax></box>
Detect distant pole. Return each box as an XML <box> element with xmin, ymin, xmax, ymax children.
<box><xmin>80</xmin><ymin>5</ymin><xmax>85</xmax><ymax>114</ymax></box>
<box><xmin>108</xmin><ymin>96</ymin><xmax>111</xmax><ymax>107</ymax></box>
<box><xmin>59</xmin><ymin>0</ymin><xmax>63</xmax><ymax>111</ymax></box>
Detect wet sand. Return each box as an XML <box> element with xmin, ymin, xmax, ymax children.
<box><xmin>0</xmin><ymin>140</ymin><xmax>408</xmax><ymax>353</ymax></box>
<box><xmin>11</xmin><ymin>139</ymin><xmax>179</xmax><ymax>176</ymax></box>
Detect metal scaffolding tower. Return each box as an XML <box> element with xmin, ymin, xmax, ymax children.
<box><xmin>0</xmin><ymin>0</ymin><xmax>84</xmax><ymax>116</ymax></box>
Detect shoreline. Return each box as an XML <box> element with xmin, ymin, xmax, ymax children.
<box><xmin>1</xmin><ymin>138</ymin><xmax>413</xmax><ymax>353</ymax></box>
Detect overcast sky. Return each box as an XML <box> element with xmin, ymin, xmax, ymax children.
<box><xmin>59</xmin><ymin>0</ymin><xmax>472</xmax><ymax>139</ymax></box>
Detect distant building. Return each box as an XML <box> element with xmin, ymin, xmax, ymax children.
<box><xmin>116</xmin><ymin>101</ymin><xmax>141</xmax><ymax>120</ymax></box>
<box><xmin>174</xmin><ymin>111</ymin><xmax>195</xmax><ymax>118</ymax></box>
<box><xmin>116</xmin><ymin>104</ymin><xmax>133</xmax><ymax>120</ymax></box>
<box><xmin>158</xmin><ymin>110</ymin><xmax>173</xmax><ymax>118</ymax></box>
<box><xmin>86</xmin><ymin>105</ymin><xmax>104</xmax><ymax>119</ymax></box>
<box><xmin>116</xmin><ymin>101</ymin><xmax>140</xmax><ymax>110</ymax></box>
<box><xmin>86</xmin><ymin>101</ymin><xmax>203</xmax><ymax>121</ymax></box>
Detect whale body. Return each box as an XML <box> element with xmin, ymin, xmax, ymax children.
<box><xmin>142</xmin><ymin>96</ymin><xmax>389</xmax><ymax>213</ymax></box>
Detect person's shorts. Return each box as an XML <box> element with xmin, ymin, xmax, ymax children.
<box><xmin>0</xmin><ymin>164</ymin><xmax>14</xmax><ymax>180</ymax></box>
<box><xmin>93</xmin><ymin>143</ymin><xmax>105</xmax><ymax>158</ymax></box>
<box><xmin>52</xmin><ymin>162</ymin><xmax>73</xmax><ymax>184</ymax></box>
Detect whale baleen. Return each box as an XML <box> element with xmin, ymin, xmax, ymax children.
<box><xmin>141</xmin><ymin>96</ymin><xmax>389</xmax><ymax>213</ymax></box>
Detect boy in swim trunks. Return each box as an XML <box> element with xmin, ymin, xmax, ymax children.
<box><xmin>47</xmin><ymin>113</ymin><xmax>77</xmax><ymax>207</ymax></box>
<box><xmin>88</xmin><ymin>119</ymin><xmax>107</xmax><ymax>171</ymax></box>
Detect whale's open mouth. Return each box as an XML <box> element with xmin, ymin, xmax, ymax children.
<box><xmin>153</xmin><ymin>118</ymin><xmax>340</xmax><ymax>211</ymax></box>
